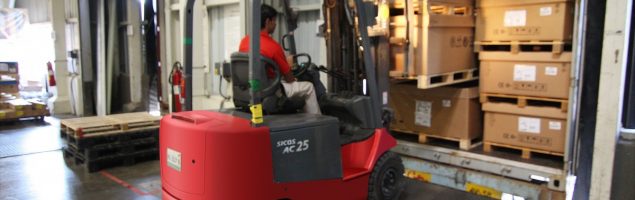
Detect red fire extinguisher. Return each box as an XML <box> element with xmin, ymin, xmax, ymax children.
<box><xmin>47</xmin><ymin>62</ymin><xmax>56</xmax><ymax>87</ymax></box>
<box><xmin>169</xmin><ymin>62</ymin><xmax>185</xmax><ymax>112</ymax></box>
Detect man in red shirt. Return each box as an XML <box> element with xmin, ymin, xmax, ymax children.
<box><xmin>238</xmin><ymin>4</ymin><xmax>321</xmax><ymax>114</ymax></box>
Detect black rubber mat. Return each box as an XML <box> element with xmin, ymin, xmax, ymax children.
<box><xmin>0</xmin><ymin>118</ymin><xmax>63</xmax><ymax>158</ymax></box>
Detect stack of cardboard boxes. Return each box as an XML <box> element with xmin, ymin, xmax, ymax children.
<box><xmin>0</xmin><ymin>62</ymin><xmax>50</xmax><ymax>121</ymax></box>
<box><xmin>389</xmin><ymin>0</ymin><xmax>477</xmax><ymax>88</ymax></box>
<box><xmin>476</xmin><ymin>0</ymin><xmax>574</xmax><ymax>157</ymax></box>
<box><xmin>389</xmin><ymin>0</ymin><xmax>482</xmax><ymax>150</ymax></box>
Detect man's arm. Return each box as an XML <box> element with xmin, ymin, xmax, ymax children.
<box><xmin>272</xmin><ymin>45</ymin><xmax>296</xmax><ymax>82</ymax></box>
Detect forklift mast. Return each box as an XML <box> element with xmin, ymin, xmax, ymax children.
<box><xmin>322</xmin><ymin>0</ymin><xmax>392</xmax><ymax>128</ymax></box>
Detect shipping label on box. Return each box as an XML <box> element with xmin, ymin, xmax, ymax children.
<box><xmin>504</xmin><ymin>10</ymin><xmax>527</xmax><ymax>27</ymax></box>
<box><xmin>415</xmin><ymin>101</ymin><xmax>432</xmax><ymax>127</ymax></box>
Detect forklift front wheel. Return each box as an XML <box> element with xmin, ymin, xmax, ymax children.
<box><xmin>368</xmin><ymin>151</ymin><xmax>404</xmax><ymax>200</ymax></box>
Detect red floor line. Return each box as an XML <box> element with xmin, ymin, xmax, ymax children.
<box><xmin>100</xmin><ymin>171</ymin><xmax>149</xmax><ymax>196</ymax></box>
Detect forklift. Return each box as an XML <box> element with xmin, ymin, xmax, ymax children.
<box><xmin>160</xmin><ymin>0</ymin><xmax>404</xmax><ymax>199</ymax></box>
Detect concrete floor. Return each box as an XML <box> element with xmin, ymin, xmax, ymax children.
<box><xmin>0</xmin><ymin>116</ymin><xmax>488</xmax><ymax>200</ymax></box>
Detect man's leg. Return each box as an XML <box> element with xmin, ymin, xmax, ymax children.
<box><xmin>281</xmin><ymin>81</ymin><xmax>322</xmax><ymax>114</ymax></box>
<box><xmin>306</xmin><ymin>68</ymin><xmax>327</xmax><ymax>100</ymax></box>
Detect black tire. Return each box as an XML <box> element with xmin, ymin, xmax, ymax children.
<box><xmin>368</xmin><ymin>151</ymin><xmax>405</xmax><ymax>200</ymax></box>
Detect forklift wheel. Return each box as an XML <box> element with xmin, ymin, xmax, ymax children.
<box><xmin>368</xmin><ymin>151</ymin><xmax>404</xmax><ymax>200</ymax></box>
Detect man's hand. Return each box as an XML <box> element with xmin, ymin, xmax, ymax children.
<box><xmin>284</xmin><ymin>73</ymin><xmax>296</xmax><ymax>83</ymax></box>
<box><xmin>286</xmin><ymin>55</ymin><xmax>295</xmax><ymax>66</ymax></box>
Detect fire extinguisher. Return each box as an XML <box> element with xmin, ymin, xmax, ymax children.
<box><xmin>169</xmin><ymin>62</ymin><xmax>185</xmax><ymax>112</ymax></box>
<box><xmin>47</xmin><ymin>62</ymin><xmax>56</xmax><ymax>87</ymax></box>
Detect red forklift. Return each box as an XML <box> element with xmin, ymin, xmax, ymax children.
<box><xmin>160</xmin><ymin>0</ymin><xmax>404</xmax><ymax>199</ymax></box>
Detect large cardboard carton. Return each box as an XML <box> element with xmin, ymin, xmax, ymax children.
<box><xmin>480</xmin><ymin>52</ymin><xmax>571</xmax><ymax>99</ymax></box>
<box><xmin>0</xmin><ymin>62</ymin><xmax>18</xmax><ymax>75</ymax></box>
<box><xmin>475</xmin><ymin>0</ymin><xmax>574</xmax><ymax>41</ymax></box>
<box><xmin>0</xmin><ymin>109</ymin><xmax>17</xmax><ymax>120</ymax></box>
<box><xmin>483</xmin><ymin>102</ymin><xmax>566</xmax><ymax>153</ymax></box>
<box><xmin>390</xmin><ymin>82</ymin><xmax>482</xmax><ymax>140</ymax></box>
<box><xmin>0</xmin><ymin>81</ymin><xmax>19</xmax><ymax>94</ymax></box>
<box><xmin>390</xmin><ymin>0</ymin><xmax>476</xmax><ymax>77</ymax></box>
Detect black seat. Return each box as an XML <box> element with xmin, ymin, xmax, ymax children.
<box><xmin>230</xmin><ymin>52</ymin><xmax>304</xmax><ymax>114</ymax></box>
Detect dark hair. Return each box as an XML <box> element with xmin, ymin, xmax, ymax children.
<box><xmin>261</xmin><ymin>4</ymin><xmax>278</xmax><ymax>29</ymax></box>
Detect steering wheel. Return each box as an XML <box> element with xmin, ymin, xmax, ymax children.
<box><xmin>291</xmin><ymin>53</ymin><xmax>312</xmax><ymax>77</ymax></box>
<box><xmin>260</xmin><ymin>56</ymin><xmax>282</xmax><ymax>95</ymax></box>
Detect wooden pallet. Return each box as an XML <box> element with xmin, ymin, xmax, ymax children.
<box><xmin>393</xmin><ymin>128</ymin><xmax>481</xmax><ymax>150</ymax></box>
<box><xmin>474</xmin><ymin>40</ymin><xmax>570</xmax><ymax>55</ymax></box>
<box><xmin>416</xmin><ymin>68</ymin><xmax>478</xmax><ymax>89</ymax></box>
<box><xmin>60</xmin><ymin>116</ymin><xmax>120</xmax><ymax>138</ymax></box>
<box><xmin>480</xmin><ymin>93</ymin><xmax>568</xmax><ymax>112</ymax></box>
<box><xmin>60</xmin><ymin>112</ymin><xmax>161</xmax><ymax>139</ymax></box>
<box><xmin>483</xmin><ymin>141</ymin><xmax>564</xmax><ymax>159</ymax></box>
<box><xmin>0</xmin><ymin>109</ymin><xmax>49</xmax><ymax>123</ymax></box>
<box><xmin>64</xmin><ymin>128</ymin><xmax>158</xmax><ymax>150</ymax></box>
<box><xmin>63</xmin><ymin>146</ymin><xmax>158</xmax><ymax>173</ymax></box>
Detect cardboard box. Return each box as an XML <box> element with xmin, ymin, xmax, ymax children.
<box><xmin>0</xmin><ymin>109</ymin><xmax>17</xmax><ymax>120</ymax></box>
<box><xmin>483</xmin><ymin>102</ymin><xmax>566</xmax><ymax>153</ymax></box>
<box><xmin>480</xmin><ymin>52</ymin><xmax>571</xmax><ymax>99</ymax></box>
<box><xmin>475</xmin><ymin>0</ymin><xmax>574</xmax><ymax>41</ymax></box>
<box><xmin>390</xmin><ymin>82</ymin><xmax>482</xmax><ymax>140</ymax></box>
<box><xmin>390</xmin><ymin>0</ymin><xmax>476</xmax><ymax>77</ymax></box>
<box><xmin>6</xmin><ymin>99</ymin><xmax>32</xmax><ymax>110</ymax></box>
<box><xmin>0</xmin><ymin>62</ymin><xmax>18</xmax><ymax>74</ymax></box>
<box><xmin>0</xmin><ymin>82</ymin><xmax>19</xmax><ymax>94</ymax></box>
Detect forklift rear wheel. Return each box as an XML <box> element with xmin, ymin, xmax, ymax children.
<box><xmin>368</xmin><ymin>151</ymin><xmax>404</xmax><ymax>200</ymax></box>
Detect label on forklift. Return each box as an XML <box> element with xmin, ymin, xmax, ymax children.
<box><xmin>466</xmin><ymin>182</ymin><xmax>502</xmax><ymax>199</ymax></box>
<box><xmin>415</xmin><ymin>101</ymin><xmax>432</xmax><ymax>127</ymax></box>
<box><xmin>276</xmin><ymin>139</ymin><xmax>310</xmax><ymax>154</ymax></box>
<box><xmin>383</xmin><ymin>91</ymin><xmax>388</xmax><ymax>105</ymax></box>
<box><xmin>167</xmin><ymin>148</ymin><xmax>182</xmax><ymax>172</ymax></box>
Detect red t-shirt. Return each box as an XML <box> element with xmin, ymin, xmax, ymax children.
<box><xmin>238</xmin><ymin>31</ymin><xmax>291</xmax><ymax>78</ymax></box>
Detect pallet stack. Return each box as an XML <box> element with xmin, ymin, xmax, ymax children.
<box><xmin>389</xmin><ymin>0</ymin><xmax>477</xmax><ymax>89</ymax></box>
<box><xmin>0</xmin><ymin>61</ymin><xmax>51</xmax><ymax>122</ymax></box>
<box><xmin>388</xmin><ymin>0</ymin><xmax>482</xmax><ymax>150</ymax></box>
<box><xmin>0</xmin><ymin>99</ymin><xmax>51</xmax><ymax>122</ymax></box>
<box><xmin>476</xmin><ymin>0</ymin><xmax>574</xmax><ymax>159</ymax></box>
<box><xmin>60</xmin><ymin>112</ymin><xmax>161</xmax><ymax>172</ymax></box>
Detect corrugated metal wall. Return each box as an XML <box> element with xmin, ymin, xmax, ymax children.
<box><xmin>294</xmin><ymin>10</ymin><xmax>322</xmax><ymax>66</ymax></box>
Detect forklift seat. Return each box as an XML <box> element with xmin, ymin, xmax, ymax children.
<box><xmin>230</xmin><ymin>52</ymin><xmax>305</xmax><ymax>114</ymax></box>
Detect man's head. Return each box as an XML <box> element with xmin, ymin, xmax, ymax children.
<box><xmin>261</xmin><ymin>4</ymin><xmax>278</xmax><ymax>34</ymax></box>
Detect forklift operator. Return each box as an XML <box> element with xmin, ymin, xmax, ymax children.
<box><xmin>239</xmin><ymin>4</ymin><xmax>321</xmax><ymax>115</ymax></box>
